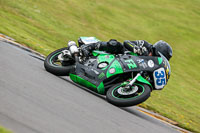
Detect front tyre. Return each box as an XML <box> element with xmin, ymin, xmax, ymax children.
<box><xmin>106</xmin><ymin>83</ymin><xmax>151</xmax><ymax>107</ymax></box>
<box><xmin>44</xmin><ymin>48</ymin><xmax>75</xmax><ymax>76</ymax></box>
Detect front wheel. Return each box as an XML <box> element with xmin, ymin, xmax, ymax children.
<box><xmin>106</xmin><ymin>83</ymin><xmax>151</xmax><ymax>107</ymax></box>
<box><xmin>44</xmin><ymin>48</ymin><xmax>75</xmax><ymax>76</ymax></box>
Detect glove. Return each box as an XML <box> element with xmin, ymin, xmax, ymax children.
<box><xmin>133</xmin><ymin>45</ymin><xmax>142</xmax><ymax>55</ymax></box>
<box><xmin>80</xmin><ymin>43</ymin><xmax>96</xmax><ymax>57</ymax></box>
<box><xmin>141</xmin><ymin>47</ymin><xmax>148</xmax><ymax>56</ymax></box>
<box><xmin>133</xmin><ymin>45</ymin><xmax>148</xmax><ymax>55</ymax></box>
<box><xmin>81</xmin><ymin>45</ymin><xmax>90</xmax><ymax>57</ymax></box>
<box><xmin>82</xmin><ymin>49</ymin><xmax>90</xmax><ymax>57</ymax></box>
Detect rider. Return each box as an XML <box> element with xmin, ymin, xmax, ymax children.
<box><xmin>123</xmin><ymin>40</ymin><xmax>173</xmax><ymax>60</ymax></box>
<box><xmin>79</xmin><ymin>38</ymin><xmax>173</xmax><ymax>61</ymax></box>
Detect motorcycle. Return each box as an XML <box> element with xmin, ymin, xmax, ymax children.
<box><xmin>44</xmin><ymin>37</ymin><xmax>171</xmax><ymax>107</ymax></box>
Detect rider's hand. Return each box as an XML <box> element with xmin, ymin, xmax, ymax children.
<box><xmin>141</xmin><ymin>47</ymin><xmax>148</xmax><ymax>56</ymax></box>
<box><xmin>80</xmin><ymin>45</ymin><xmax>91</xmax><ymax>57</ymax></box>
<box><xmin>82</xmin><ymin>49</ymin><xmax>90</xmax><ymax>57</ymax></box>
<box><xmin>80</xmin><ymin>43</ymin><xmax>97</xmax><ymax>57</ymax></box>
<box><xmin>133</xmin><ymin>46</ymin><xmax>142</xmax><ymax>55</ymax></box>
<box><xmin>133</xmin><ymin>45</ymin><xmax>149</xmax><ymax>56</ymax></box>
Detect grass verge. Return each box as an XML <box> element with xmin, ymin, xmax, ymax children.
<box><xmin>0</xmin><ymin>126</ymin><xmax>12</xmax><ymax>133</ymax></box>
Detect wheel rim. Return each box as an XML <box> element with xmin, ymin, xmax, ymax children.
<box><xmin>50</xmin><ymin>52</ymin><xmax>63</xmax><ymax>67</ymax></box>
<box><xmin>49</xmin><ymin>52</ymin><xmax>73</xmax><ymax>67</ymax></box>
<box><xmin>111</xmin><ymin>83</ymin><xmax>145</xmax><ymax>99</ymax></box>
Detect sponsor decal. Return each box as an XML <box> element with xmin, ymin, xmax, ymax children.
<box><xmin>105</xmin><ymin>55</ymin><xmax>110</xmax><ymax>58</ymax></box>
<box><xmin>109</xmin><ymin>68</ymin><xmax>116</xmax><ymax>74</ymax></box>
<box><xmin>148</xmin><ymin>60</ymin><xmax>154</xmax><ymax>68</ymax></box>
<box><xmin>163</xmin><ymin>60</ymin><xmax>170</xmax><ymax>80</ymax></box>
<box><xmin>166</xmin><ymin>66</ymin><xmax>169</xmax><ymax>79</ymax></box>
<box><xmin>98</xmin><ymin>72</ymin><xmax>105</xmax><ymax>79</ymax></box>
<box><xmin>137</xmin><ymin>59</ymin><xmax>144</xmax><ymax>64</ymax></box>
<box><xmin>125</xmin><ymin>59</ymin><xmax>137</xmax><ymax>69</ymax></box>
<box><xmin>91</xmin><ymin>68</ymin><xmax>99</xmax><ymax>75</ymax></box>
<box><xmin>98</xmin><ymin>62</ymin><xmax>108</xmax><ymax>69</ymax></box>
<box><xmin>137</xmin><ymin>59</ymin><xmax>148</xmax><ymax>69</ymax></box>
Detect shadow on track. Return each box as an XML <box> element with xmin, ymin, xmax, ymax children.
<box><xmin>58</xmin><ymin>76</ymin><xmax>160</xmax><ymax>125</ymax></box>
<box><xmin>59</xmin><ymin>76</ymin><xmax>106</xmax><ymax>101</ymax></box>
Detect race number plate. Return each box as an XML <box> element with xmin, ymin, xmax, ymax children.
<box><xmin>80</xmin><ymin>37</ymin><xmax>100</xmax><ymax>44</ymax></box>
<box><xmin>153</xmin><ymin>68</ymin><xmax>166</xmax><ymax>89</ymax></box>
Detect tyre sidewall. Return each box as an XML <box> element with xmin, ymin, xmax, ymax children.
<box><xmin>106</xmin><ymin>83</ymin><xmax>151</xmax><ymax>107</ymax></box>
<box><xmin>44</xmin><ymin>48</ymin><xmax>74</xmax><ymax>76</ymax></box>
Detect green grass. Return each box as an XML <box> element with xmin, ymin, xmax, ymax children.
<box><xmin>0</xmin><ymin>0</ymin><xmax>200</xmax><ymax>132</ymax></box>
<box><xmin>0</xmin><ymin>126</ymin><xmax>11</xmax><ymax>133</ymax></box>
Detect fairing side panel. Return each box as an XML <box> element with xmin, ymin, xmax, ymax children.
<box><xmin>119</xmin><ymin>55</ymin><xmax>164</xmax><ymax>73</ymax></box>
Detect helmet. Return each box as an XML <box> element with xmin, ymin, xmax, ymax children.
<box><xmin>107</xmin><ymin>39</ymin><xmax>123</xmax><ymax>54</ymax></box>
<box><xmin>153</xmin><ymin>40</ymin><xmax>173</xmax><ymax>60</ymax></box>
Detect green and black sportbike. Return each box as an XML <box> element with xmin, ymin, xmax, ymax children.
<box><xmin>44</xmin><ymin>37</ymin><xmax>171</xmax><ymax>107</ymax></box>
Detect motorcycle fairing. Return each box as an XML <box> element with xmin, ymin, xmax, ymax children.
<box><xmin>152</xmin><ymin>52</ymin><xmax>171</xmax><ymax>90</ymax></box>
<box><xmin>70</xmin><ymin>73</ymin><xmax>105</xmax><ymax>94</ymax></box>
<box><xmin>70</xmin><ymin>54</ymin><xmax>124</xmax><ymax>94</ymax></box>
<box><xmin>70</xmin><ymin>52</ymin><xmax>170</xmax><ymax>93</ymax></box>
<box><xmin>119</xmin><ymin>55</ymin><xmax>162</xmax><ymax>73</ymax></box>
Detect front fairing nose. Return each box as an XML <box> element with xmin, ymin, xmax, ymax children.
<box><xmin>158</xmin><ymin>52</ymin><xmax>171</xmax><ymax>80</ymax></box>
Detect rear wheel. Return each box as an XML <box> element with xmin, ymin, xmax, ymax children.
<box><xmin>106</xmin><ymin>83</ymin><xmax>151</xmax><ymax>107</ymax></box>
<box><xmin>44</xmin><ymin>48</ymin><xmax>75</xmax><ymax>76</ymax></box>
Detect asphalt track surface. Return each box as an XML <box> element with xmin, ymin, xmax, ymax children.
<box><xmin>0</xmin><ymin>41</ymin><xmax>180</xmax><ymax>133</ymax></box>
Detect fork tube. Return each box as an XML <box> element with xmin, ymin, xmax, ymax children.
<box><xmin>128</xmin><ymin>71</ymin><xmax>143</xmax><ymax>86</ymax></box>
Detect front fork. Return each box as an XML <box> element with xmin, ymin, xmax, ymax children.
<box><xmin>124</xmin><ymin>71</ymin><xmax>143</xmax><ymax>91</ymax></box>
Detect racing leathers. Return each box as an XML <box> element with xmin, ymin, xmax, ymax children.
<box><xmin>123</xmin><ymin>40</ymin><xmax>153</xmax><ymax>56</ymax></box>
<box><xmin>80</xmin><ymin>39</ymin><xmax>153</xmax><ymax>57</ymax></box>
<box><xmin>80</xmin><ymin>39</ymin><xmax>124</xmax><ymax>57</ymax></box>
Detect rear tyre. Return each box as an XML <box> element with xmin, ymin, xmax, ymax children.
<box><xmin>44</xmin><ymin>48</ymin><xmax>75</xmax><ymax>76</ymax></box>
<box><xmin>106</xmin><ymin>83</ymin><xmax>151</xmax><ymax>107</ymax></box>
